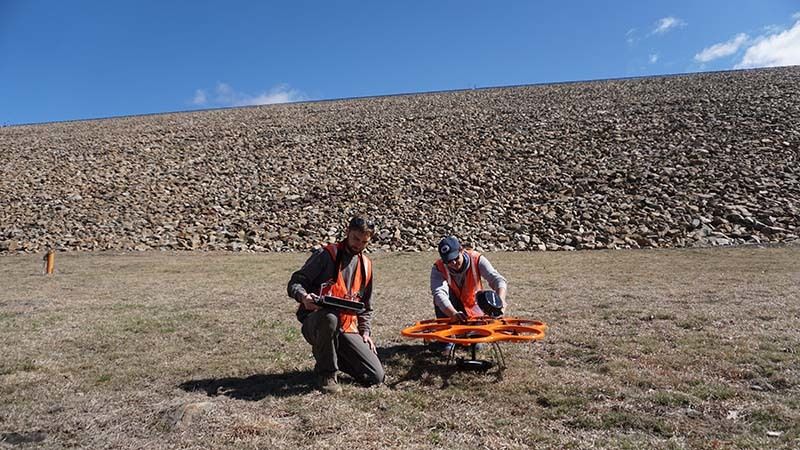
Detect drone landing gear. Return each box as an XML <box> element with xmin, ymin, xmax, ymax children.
<box><xmin>456</xmin><ymin>358</ymin><xmax>494</xmax><ymax>371</ymax></box>
<box><xmin>446</xmin><ymin>342</ymin><xmax>506</xmax><ymax>371</ymax></box>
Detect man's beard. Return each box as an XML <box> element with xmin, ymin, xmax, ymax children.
<box><xmin>344</xmin><ymin>240</ymin><xmax>360</xmax><ymax>254</ymax></box>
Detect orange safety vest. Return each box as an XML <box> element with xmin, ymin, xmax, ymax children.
<box><xmin>434</xmin><ymin>250</ymin><xmax>484</xmax><ymax>318</ymax></box>
<box><xmin>320</xmin><ymin>242</ymin><xmax>372</xmax><ymax>333</ymax></box>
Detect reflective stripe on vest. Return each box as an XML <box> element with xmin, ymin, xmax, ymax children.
<box><xmin>434</xmin><ymin>250</ymin><xmax>484</xmax><ymax>318</ymax></box>
<box><xmin>320</xmin><ymin>243</ymin><xmax>372</xmax><ymax>333</ymax></box>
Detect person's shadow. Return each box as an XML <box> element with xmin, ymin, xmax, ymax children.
<box><xmin>179</xmin><ymin>370</ymin><xmax>315</xmax><ymax>400</ymax></box>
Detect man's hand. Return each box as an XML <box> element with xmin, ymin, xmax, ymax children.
<box><xmin>443</xmin><ymin>306</ymin><xmax>467</xmax><ymax>323</ymax></box>
<box><xmin>498</xmin><ymin>287</ymin><xmax>508</xmax><ymax>315</ymax></box>
<box><xmin>361</xmin><ymin>332</ymin><xmax>377</xmax><ymax>354</ymax></box>
<box><xmin>452</xmin><ymin>311</ymin><xmax>468</xmax><ymax>323</ymax></box>
<box><xmin>300</xmin><ymin>293</ymin><xmax>320</xmax><ymax>311</ymax></box>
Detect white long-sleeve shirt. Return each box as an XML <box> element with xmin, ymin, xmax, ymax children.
<box><xmin>430</xmin><ymin>252</ymin><xmax>507</xmax><ymax>313</ymax></box>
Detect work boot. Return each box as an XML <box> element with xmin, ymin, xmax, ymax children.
<box><xmin>317</xmin><ymin>372</ymin><xmax>342</xmax><ymax>394</ymax></box>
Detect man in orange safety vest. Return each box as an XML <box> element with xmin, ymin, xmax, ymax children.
<box><xmin>288</xmin><ymin>216</ymin><xmax>384</xmax><ymax>393</ymax></box>
<box><xmin>431</xmin><ymin>235</ymin><xmax>508</xmax><ymax>322</ymax></box>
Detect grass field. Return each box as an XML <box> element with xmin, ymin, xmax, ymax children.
<box><xmin>1</xmin><ymin>246</ymin><xmax>799</xmax><ymax>449</ymax></box>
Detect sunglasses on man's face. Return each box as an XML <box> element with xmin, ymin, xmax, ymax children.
<box><xmin>349</xmin><ymin>217</ymin><xmax>375</xmax><ymax>231</ymax></box>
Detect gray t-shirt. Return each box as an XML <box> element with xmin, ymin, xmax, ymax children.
<box><xmin>430</xmin><ymin>252</ymin><xmax>507</xmax><ymax>313</ymax></box>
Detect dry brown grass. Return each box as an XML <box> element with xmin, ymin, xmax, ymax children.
<box><xmin>1</xmin><ymin>246</ymin><xmax>799</xmax><ymax>449</ymax></box>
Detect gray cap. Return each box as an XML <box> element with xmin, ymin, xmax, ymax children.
<box><xmin>437</xmin><ymin>236</ymin><xmax>461</xmax><ymax>262</ymax></box>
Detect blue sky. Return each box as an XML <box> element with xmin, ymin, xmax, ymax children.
<box><xmin>1</xmin><ymin>1</ymin><xmax>799</xmax><ymax>125</ymax></box>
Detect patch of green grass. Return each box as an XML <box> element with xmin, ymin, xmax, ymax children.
<box><xmin>426</xmin><ymin>430</ymin><xmax>443</xmax><ymax>446</ymax></box>
<box><xmin>582</xmin><ymin>353</ymin><xmax>606</xmax><ymax>365</ymax></box>
<box><xmin>108</xmin><ymin>302</ymin><xmax>147</xmax><ymax>312</ymax></box>
<box><xmin>121</xmin><ymin>315</ymin><xmax>179</xmax><ymax>334</ymax></box>
<box><xmin>565</xmin><ymin>415</ymin><xmax>599</xmax><ymax>430</ymax></box>
<box><xmin>256</xmin><ymin>319</ymin><xmax>300</xmax><ymax>342</ymax></box>
<box><xmin>746</xmin><ymin>360</ymin><xmax>779</xmax><ymax>378</ymax></box>
<box><xmin>765</xmin><ymin>352</ymin><xmax>791</xmax><ymax>364</ymax></box>
<box><xmin>612</xmin><ymin>436</ymin><xmax>677</xmax><ymax>450</ymax></box>
<box><xmin>399</xmin><ymin>391</ymin><xmax>435</xmax><ymax>410</ymax></box>
<box><xmin>536</xmin><ymin>392</ymin><xmax>587</xmax><ymax>412</ymax></box>
<box><xmin>0</xmin><ymin>360</ymin><xmax>37</xmax><ymax>376</ymax></box>
<box><xmin>601</xmin><ymin>410</ymin><xmax>674</xmax><ymax>436</ymax></box>
<box><xmin>630</xmin><ymin>335</ymin><xmax>665</xmax><ymax>356</ymax></box>
<box><xmin>650</xmin><ymin>390</ymin><xmax>694</xmax><ymax>407</ymax></box>
<box><xmin>746</xmin><ymin>406</ymin><xmax>795</xmax><ymax>434</ymax></box>
<box><xmin>96</xmin><ymin>373</ymin><xmax>112</xmax><ymax>384</ymax></box>
<box><xmin>492</xmin><ymin>417</ymin><xmax>513</xmax><ymax>428</ymax></box>
<box><xmin>768</xmin><ymin>373</ymin><xmax>797</xmax><ymax>391</ymax></box>
<box><xmin>676</xmin><ymin>317</ymin><xmax>706</xmax><ymax>330</ymax></box>
<box><xmin>685</xmin><ymin>380</ymin><xmax>737</xmax><ymax>401</ymax></box>
<box><xmin>536</xmin><ymin>385</ymin><xmax>600</xmax><ymax>421</ymax></box>
<box><xmin>638</xmin><ymin>342</ymin><xmax>660</xmax><ymax>355</ymax></box>
<box><xmin>757</xmin><ymin>342</ymin><xmax>782</xmax><ymax>353</ymax></box>
<box><xmin>18</xmin><ymin>313</ymin><xmax>65</xmax><ymax>332</ymax></box>
<box><xmin>280</xmin><ymin>328</ymin><xmax>301</xmax><ymax>344</ymax></box>
<box><xmin>728</xmin><ymin>436</ymin><xmax>789</xmax><ymax>449</ymax></box>
<box><xmin>350</xmin><ymin>388</ymin><xmax>390</xmax><ymax>407</ymax></box>
<box><xmin>567</xmin><ymin>409</ymin><xmax>673</xmax><ymax>437</ymax></box>
<box><xmin>635</xmin><ymin>378</ymin><xmax>657</xmax><ymax>390</ymax></box>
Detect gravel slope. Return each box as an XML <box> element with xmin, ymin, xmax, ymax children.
<box><xmin>1</xmin><ymin>67</ymin><xmax>799</xmax><ymax>253</ymax></box>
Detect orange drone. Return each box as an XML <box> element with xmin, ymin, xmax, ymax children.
<box><xmin>401</xmin><ymin>314</ymin><xmax>548</xmax><ymax>370</ymax></box>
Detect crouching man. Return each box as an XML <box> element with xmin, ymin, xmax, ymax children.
<box><xmin>287</xmin><ymin>216</ymin><xmax>384</xmax><ymax>393</ymax></box>
<box><xmin>430</xmin><ymin>236</ymin><xmax>508</xmax><ymax>355</ymax></box>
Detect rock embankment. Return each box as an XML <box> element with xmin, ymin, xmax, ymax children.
<box><xmin>1</xmin><ymin>67</ymin><xmax>799</xmax><ymax>254</ymax></box>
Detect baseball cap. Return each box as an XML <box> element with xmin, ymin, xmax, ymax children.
<box><xmin>437</xmin><ymin>236</ymin><xmax>461</xmax><ymax>262</ymax></box>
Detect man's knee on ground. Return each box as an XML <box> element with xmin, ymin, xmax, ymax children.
<box><xmin>364</xmin><ymin>365</ymin><xmax>385</xmax><ymax>386</ymax></box>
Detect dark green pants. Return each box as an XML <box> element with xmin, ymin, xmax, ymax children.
<box><xmin>300</xmin><ymin>309</ymin><xmax>384</xmax><ymax>385</ymax></box>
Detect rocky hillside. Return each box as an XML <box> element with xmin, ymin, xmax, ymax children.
<box><xmin>1</xmin><ymin>67</ymin><xmax>799</xmax><ymax>254</ymax></box>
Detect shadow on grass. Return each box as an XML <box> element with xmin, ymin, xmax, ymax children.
<box><xmin>180</xmin><ymin>344</ymin><xmax>503</xmax><ymax>399</ymax></box>
<box><xmin>378</xmin><ymin>343</ymin><xmax>502</xmax><ymax>389</ymax></box>
<box><xmin>179</xmin><ymin>370</ymin><xmax>315</xmax><ymax>400</ymax></box>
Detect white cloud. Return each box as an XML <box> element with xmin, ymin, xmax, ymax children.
<box><xmin>793</xmin><ymin>12</ymin><xmax>800</xmax><ymax>20</ymax></box>
<box><xmin>191</xmin><ymin>83</ymin><xmax>306</xmax><ymax>107</ymax></box>
<box><xmin>213</xmin><ymin>83</ymin><xmax>237</xmax><ymax>105</ymax></box>
<box><xmin>649</xmin><ymin>54</ymin><xmax>659</xmax><ymax>64</ymax></box>
<box><xmin>192</xmin><ymin>89</ymin><xmax>208</xmax><ymax>106</ymax></box>
<box><xmin>626</xmin><ymin>28</ymin><xmax>638</xmax><ymax>45</ymax></box>
<box><xmin>694</xmin><ymin>33</ymin><xmax>749</xmax><ymax>63</ymax></box>
<box><xmin>242</xmin><ymin>85</ymin><xmax>305</xmax><ymax>106</ymax></box>
<box><xmin>735</xmin><ymin>20</ymin><xmax>800</xmax><ymax>68</ymax></box>
<box><xmin>652</xmin><ymin>16</ymin><xmax>685</xmax><ymax>35</ymax></box>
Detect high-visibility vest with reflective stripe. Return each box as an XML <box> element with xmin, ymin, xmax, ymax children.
<box><xmin>434</xmin><ymin>250</ymin><xmax>484</xmax><ymax>318</ymax></box>
<box><xmin>320</xmin><ymin>242</ymin><xmax>372</xmax><ymax>333</ymax></box>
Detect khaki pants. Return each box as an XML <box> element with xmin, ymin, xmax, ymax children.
<box><xmin>301</xmin><ymin>309</ymin><xmax>384</xmax><ymax>385</ymax></box>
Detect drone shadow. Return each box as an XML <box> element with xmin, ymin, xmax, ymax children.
<box><xmin>378</xmin><ymin>343</ymin><xmax>503</xmax><ymax>389</ymax></box>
